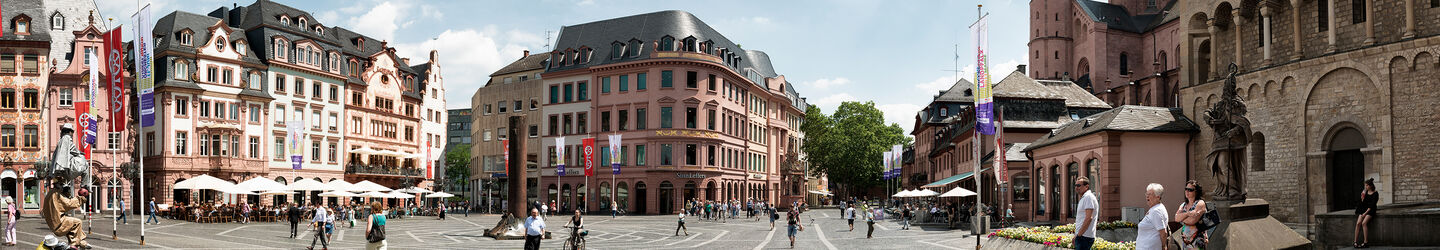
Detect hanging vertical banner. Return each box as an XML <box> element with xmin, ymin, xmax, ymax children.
<box><xmin>995</xmin><ymin>109</ymin><xmax>1007</xmax><ymax>184</ymax></box>
<box><xmin>555</xmin><ymin>137</ymin><xmax>566</xmax><ymax>176</ymax></box>
<box><xmin>972</xmin><ymin>15</ymin><xmax>994</xmax><ymax>135</ymax></box>
<box><xmin>582</xmin><ymin>138</ymin><xmax>595</xmax><ymax>177</ymax></box>
<box><xmin>893</xmin><ymin>145</ymin><xmax>903</xmax><ymax>178</ymax></box>
<box><xmin>75</xmin><ymin>102</ymin><xmax>93</xmax><ymax>159</ymax></box>
<box><xmin>608</xmin><ymin>134</ymin><xmax>621</xmax><ymax>175</ymax></box>
<box><xmin>502</xmin><ymin>139</ymin><xmax>510</xmax><ymax>171</ymax></box>
<box><xmin>104</xmin><ymin>27</ymin><xmax>126</xmax><ymax>132</ymax></box>
<box><xmin>882</xmin><ymin>151</ymin><xmax>891</xmax><ymax>180</ymax></box>
<box><xmin>426</xmin><ymin>140</ymin><xmax>433</xmax><ymax>179</ymax></box>
<box><xmin>133</xmin><ymin>5</ymin><xmax>156</xmax><ymax>128</ymax></box>
<box><xmin>287</xmin><ymin>121</ymin><xmax>304</xmax><ymax>170</ymax></box>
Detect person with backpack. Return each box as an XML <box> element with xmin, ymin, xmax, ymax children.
<box><xmin>769</xmin><ymin>204</ymin><xmax>779</xmax><ymax>230</ymax></box>
<box><xmin>786</xmin><ymin>205</ymin><xmax>803</xmax><ymax>248</ymax></box>
<box><xmin>365</xmin><ymin>202</ymin><xmax>387</xmax><ymax>250</ymax></box>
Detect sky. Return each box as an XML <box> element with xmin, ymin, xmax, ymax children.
<box><xmin>96</xmin><ymin>0</ymin><xmax>1036</xmax><ymax>135</ymax></box>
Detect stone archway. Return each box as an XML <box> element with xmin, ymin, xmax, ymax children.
<box><xmin>1326</xmin><ymin>127</ymin><xmax>1366</xmax><ymax>212</ymax></box>
<box><xmin>1303</xmin><ymin>67</ymin><xmax>1387</xmax><ymax>217</ymax></box>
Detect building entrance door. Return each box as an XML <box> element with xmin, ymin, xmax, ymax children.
<box><xmin>1329</xmin><ymin>149</ymin><xmax>1365</xmax><ymax>212</ymax></box>
<box><xmin>659</xmin><ymin>181</ymin><xmax>674</xmax><ymax>215</ymax></box>
<box><xmin>634</xmin><ymin>182</ymin><xmax>647</xmax><ymax>214</ymax></box>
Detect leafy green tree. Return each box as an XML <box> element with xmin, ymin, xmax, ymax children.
<box><xmin>445</xmin><ymin>144</ymin><xmax>472</xmax><ymax>188</ymax></box>
<box><xmin>801</xmin><ymin>101</ymin><xmax>911</xmax><ymax>198</ymax></box>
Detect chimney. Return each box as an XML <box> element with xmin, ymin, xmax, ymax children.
<box><xmin>523</xmin><ymin>50</ymin><xmax>530</xmax><ymax>57</ymax></box>
<box><xmin>402</xmin><ymin>58</ymin><xmax>411</xmax><ymax>65</ymax></box>
<box><xmin>1016</xmin><ymin>65</ymin><xmax>1027</xmax><ymax>74</ymax></box>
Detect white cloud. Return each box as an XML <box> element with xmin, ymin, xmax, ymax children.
<box><xmin>578</xmin><ymin>0</ymin><xmax>596</xmax><ymax>6</ymax></box>
<box><xmin>800</xmin><ymin>78</ymin><xmax>850</xmax><ymax>90</ymax></box>
<box><xmin>877</xmin><ymin>103</ymin><xmax>924</xmax><ymax>131</ymax></box>
<box><xmin>914</xmin><ymin>74</ymin><xmax>961</xmax><ymax>93</ymax></box>
<box><xmin>420</xmin><ymin>5</ymin><xmax>445</xmax><ymax>20</ymax></box>
<box><xmin>810</xmin><ymin>93</ymin><xmax>857</xmax><ymax>111</ymax></box>
<box><xmin>348</xmin><ymin>1</ymin><xmax>409</xmax><ymax>42</ymax></box>
<box><xmin>991</xmin><ymin>59</ymin><xmax>1021</xmax><ymax>78</ymax></box>
<box><xmin>395</xmin><ymin>29</ymin><xmax>547</xmax><ymax>109</ymax></box>
<box><xmin>316</xmin><ymin>11</ymin><xmax>339</xmax><ymax>24</ymax></box>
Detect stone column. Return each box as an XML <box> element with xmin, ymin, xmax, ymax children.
<box><xmin>1364</xmin><ymin>0</ymin><xmax>1375</xmax><ymax>45</ymax></box>
<box><xmin>1327</xmin><ymin>0</ymin><xmax>1337</xmax><ymax>53</ymax></box>
<box><xmin>1404</xmin><ymin>0</ymin><xmax>1416</xmax><ymax>38</ymax></box>
<box><xmin>1305</xmin><ymin>151</ymin><xmax>1328</xmax><ymax>224</ymax></box>
<box><xmin>1262</xmin><ymin>6</ymin><xmax>1274</xmax><ymax>66</ymax></box>
<box><xmin>1209</xmin><ymin>19</ymin><xmax>1220</xmax><ymax>79</ymax></box>
<box><xmin>1292</xmin><ymin>0</ymin><xmax>1304</xmax><ymax>60</ymax></box>
<box><xmin>1233</xmin><ymin>8</ymin><xmax>1244</xmax><ymax>70</ymax></box>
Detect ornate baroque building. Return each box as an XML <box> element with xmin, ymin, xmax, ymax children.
<box><xmin>1179</xmin><ymin>0</ymin><xmax>1440</xmax><ymax>224</ymax></box>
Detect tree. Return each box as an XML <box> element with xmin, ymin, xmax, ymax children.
<box><xmin>445</xmin><ymin>144</ymin><xmax>472</xmax><ymax>188</ymax></box>
<box><xmin>801</xmin><ymin>101</ymin><xmax>911</xmax><ymax>199</ymax></box>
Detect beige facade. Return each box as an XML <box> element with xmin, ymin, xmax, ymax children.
<box><xmin>469</xmin><ymin>51</ymin><xmax>547</xmax><ymax>204</ymax></box>
<box><xmin>1180</xmin><ymin>0</ymin><xmax>1440</xmax><ymax>223</ymax></box>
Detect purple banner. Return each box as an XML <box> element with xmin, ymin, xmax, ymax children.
<box><xmin>291</xmin><ymin>155</ymin><xmax>302</xmax><ymax>170</ymax></box>
<box><xmin>558</xmin><ymin>164</ymin><xmax>566</xmax><ymax>176</ymax></box>
<box><xmin>612</xmin><ymin>163</ymin><xmax>620</xmax><ymax>175</ymax></box>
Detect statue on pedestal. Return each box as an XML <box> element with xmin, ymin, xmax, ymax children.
<box><xmin>41</xmin><ymin>124</ymin><xmax>91</xmax><ymax>249</ymax></box>
<box><xmin>1204</xmin><ymin>63</ymin><xmax>1252</xmax><ymax>201</ymax></box>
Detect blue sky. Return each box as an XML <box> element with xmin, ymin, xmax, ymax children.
<box><xmin>97</xmin><ymin>0</ymin><xmax>1037</xmax><ymax>134</ymax></box>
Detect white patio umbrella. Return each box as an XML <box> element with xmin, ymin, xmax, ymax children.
<box><xmin>236</xmin><ymin>177</ymin><xmax>289</xmax><ymax>193</ymax></box>
<box><xmin>259</xmin><ymin>190</ymin><xmax>292</xmax><ymax>195</ymax></box>
<box><xmin>325</xmin><ymin>179</ymin><xmax>358</xmax><ymax>192</ymax></box>
<box><xmin>890</xmin><ymin>189</ymin><xmax>911</xmax><ymax>198</ymax></box>
<box><xmin>912</xmin><ymin>189</ymin><xmax>940</xmax><ymax>197</ymax></box>
<box><xmin>357</xmin><ymin>191</ymin><xmax>390</xmax><ymax>198</ymax></box>
<box><xmin>217</xmin><ymin>185</ymin><xmax>256</xmax><ymax>195</ymax></box>
<box><xmin>287</xmin><ymin>178</ymin><xmax>331</xmax><ymax>191</ymax></box>
<box><xmin>348</xmin><ymin>147</ymin><xmax>381</xmax><ymax>155</ymax></box>
<box><xmin>939</xmin><ymin>187</ymin><xmax>978</xmax><ymax>197</ymax></box>
<box><xmin>352</xmin><ymin>180</ymin><xmax>393</xmax><ymax>192</ymax></box>
<box><xmin>425</xmin><ymin>192</ymin><xmax>455</xmax><ymax>198</ymax></box>
<box><xmin>387</xmin><ymin>191</ymin><xmax>414</xmax><ymax>199</ymax></box>
<box><xmin>398</xmin><ymin>187</ymin><xmax>433</xmax><ymax>194</ymax></box>
<box><xmin>319</xmin><ymin>190</ymin><xmax>359</xmax><ymax>197</ymax></box>
<box><xmin>173</xmin><ymin>174</ymin><xmax>236</xmax><ymax>191</ymax></box>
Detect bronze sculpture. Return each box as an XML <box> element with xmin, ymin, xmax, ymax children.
<box><xmin>1204</xmin><ymin>63</ymin><xmax>1252</xmax><ymax>201</ymax></box>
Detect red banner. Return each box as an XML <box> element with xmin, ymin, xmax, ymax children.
<box><xmin>502</xmin><ymin>139</ymin><xmax>509</xmax><ymax>171</ymax></box>
<box><xmin>75</xmin><ymin>101</ymin><xmax>93</xmax><ymax>159</ymax></box>
<box><xmin>105</xmin><ymin>27</ymin><xmax>126</xmax><ymax>132</ymax></box>
<box><xmin>582</xmin><ymin>138</ymin><xmax>595</xmax><ymax>177</ymax></box>
<box><xmin>426</xmin><ymin>140</ymin><xmax>433</xmax><ymax>179</ymax></box>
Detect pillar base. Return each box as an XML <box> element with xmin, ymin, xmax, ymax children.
<box><xmin>1364</xmin><ymin>38</ymin><xmax>1375</xmax><ymax>46</ymax></box>
<box><xmin>1403</xmin><ymin>32</ymin><xmax>1416</xmax><ymax>40</ymax></box>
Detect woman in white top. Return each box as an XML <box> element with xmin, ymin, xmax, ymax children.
<box><xmin>1137</xmin><ymin>183</ymin><xmax>1171</xmax><ymax>250</ymax></box>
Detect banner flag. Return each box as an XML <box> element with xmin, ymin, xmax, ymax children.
<box><xmin>972</xmin><ymin>15</ymin><xmax>994</xmax><ymax>135</ymax></box>
<box><xmin>556</xmin><ymin>137</ymin><xmax>566</xmax><ymax>176</ymax></box>
<box><xmin>608</xmin><ymin>134</ymin><xmax>621</xmax><ymax>175</ymax></box>
<box><xmin>75</xmin><ymin>102</ymin><xmax>93</xmax><ymax>159</ymax></box>
<box><xmin>288</xmin><ymin>121</ymin><xmax>304</xmax><ymax>170</ymax></box>
<box><xmin>582</xmin><ymin>138</ymin><xmax>595</xmax><ymax>177</ymax></box>
<box><xmin>104</xmin><ymin>27</ymin><xmax>126</xmax><ymax>132</ymax></box>
<box><xmin>133</xmin><ymin>5</ymin><xmax>156</xmax><ymax>127</ymax></box>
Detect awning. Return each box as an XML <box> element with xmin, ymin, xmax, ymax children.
<box><xmin>807</xmin><ymin>190</ymin><xmax>832</xmax><ymax>196</ymax></box>
<box><xmin>0</xmin><ymin>170</ymin><xmax>15</xmax><ymax>179</ymax></box>
<box><xmin>921</xmin><ymin>168</ymin><xmax>990</xmax><ymax>188</ymax></box>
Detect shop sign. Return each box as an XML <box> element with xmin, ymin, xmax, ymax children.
<box><xmin>677</xmin><ymin>173</ymin><xmax>707</xmax><ymax>179</ymax></box>
<box><xmin>655</xmin><ymin>130</ymin><xmax>721</xmax><ymax>138</ymax></box>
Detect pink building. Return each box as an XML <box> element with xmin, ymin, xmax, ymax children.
<box><xmin>537</xmin><ymin>11</ymin><xmax>807</xmax><ymax>214</ymax></box>
<box><xmin>1029</xmin><ymin>0</ymin><xmax>1182</xmax><ymax>108</ymax></box>
<box><xmin>48</xmin><ymin>20</ymin><xmax>138</xmax><ymax>214</ymax></box>
<box><xmin>1022</xmin><ymin>105</ymin><xmax>1195</xmax><ymax>223</ymax></box>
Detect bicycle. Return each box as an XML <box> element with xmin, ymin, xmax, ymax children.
<box><xmin>561</xmin><ymin>225</ymin><xmax>587</xmax><ymax>250</ymax></box>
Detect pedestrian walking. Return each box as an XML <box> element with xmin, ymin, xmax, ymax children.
<box><xmin>146</xmin><ymin>198</ymin><xmax>159</xmax><ymax>225</ymax></box>
<box><xmin>240</xmin><ymin>202</ymin><xmax>251</xmax><ymax>224</ymax></box>
<box><xmin>524</xmin><ymin>208</ymin><xmax>546</xmax><ymax>250</ymax></box>
<box><xmin>845</xmin><ymin>204</ymin><xmax>856</xmax><ymax>231</ymax></box>
<box><xmin>365</xmin><ymin>202</ymin><xmax>387</xmax><ymax>250</ymax></box>
<box><xmin>114</xmin><ymin>197</ymin><xmax>127</xmax><ymax>224</ymax></box>
<box><xmin>288</xmin><ymin>203</ymin><xmax>302</xmax><ymax>238</ymax></box>
<box><xmin>611</xmin><ymin>201</ymin><xmax>618</xmax><ymax>219</ymax></box>
<box><xmin>4</xmin><ymin>196</ymin><xmax>15</xmax><ymax>246</ymax></box>
<box><xmin>308</xmin><ymin>203</ymin><xmax>330</xmax><ymax>250</ymax></box>
<box><xmin>901</xmin><ymin>205</ymin><xmax>911</xmax><ymax>230</ymax></box>
<box><xmin>865</xmin><ymin>205</ymin><xmax>875</xmax><ymax>239</ymax></box>
<box><xmin>1137</xmin><ymin>183</ymin><xmax>1170</xmax><ymax>250</ymax></box>
<box><xmin>1073</xmin><ymin>177</ymin><xmax>1099</xmax><ymax>250</ymax></box>
<box><xmin>675</xmin><ymin>210</ymin><xmax>689</xmax><ymax>236</ymax></box>
<box><xmin>768</xmin><ymin>204</ymin><xmax>779</xmax><ymax>230</ymax></box>
<box><xmin>787</xmin><ymin>205</ymin><xmax>803</xmax><ymax>248</ymax></box>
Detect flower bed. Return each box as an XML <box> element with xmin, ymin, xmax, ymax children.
<box><xmin>989</xmin><ymin>226</ymin><xmax>1136</xmax><ymax>250</ymax></box>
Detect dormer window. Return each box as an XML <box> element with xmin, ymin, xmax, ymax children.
<box><xmin>314</xmin><ymin>26</ymin><xmax>323</xmax><ymax>35</ymax></box>
<box><xmin>682</xmin><ymin>37</ymin><xmax>697</xmax><ymax>52</ymax></box>
<box><xmin>13</xmin><ymin>16</ymin><xmax>29</xmax><ymax>34</ymax></box>
<box><xmin>235</xmin><ymin>41</ymin><xmax>247</xmax><ymax>55</ymax></box>
<box><xmin>179</xmin><ymin>31</ymin><xmax>193</xmax><ymax>46</ymax></box>
<box><xmin>660</xmin><ymin>36</ymin><xmax>675</xmax><ymax>51</ymax></box>
<box><xmin>348</xmin><ymin>60</ymin><xmax>359</xmax><ymax>77</ymax></box>
<box><xmin>173</xmin><ymin>60</ymin><xmax>189</xmax><ymax>80</ymax></box>
<box><xmin>578</xmin><ymin>47</ymin><xmax>591</xmax><ymax>64</ymax></box>
<box><xmin>629</xmin><ymin>39</ymin><xmax>642</xmax><ymax>56</ymax></box>
<box><xmin>280</xmin><ymin>16</ymin><xmax>289</xmax><ymax>25</ymax></box>
<box><xmin>299</xmin><ymin>18</ymin><xmax>308</xmax><ymax>28</ymax></box>
<box><xmin>611</xmin><ymin>42</ymin><xmax>623</xmax><ymax>58</ymax></box>
<box><xmin>50</xmin><ymin>13</ymin><xmax>63</xmax><ymax>30</ymax></box>
<box><xmin>329</xmin><ymin>52</ymin><xmax>339</xmax><ymax>71</ymax></box>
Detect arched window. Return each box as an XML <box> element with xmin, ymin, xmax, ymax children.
<box><xmin>1067</xmin><ymin>162</ymin><xmax>1079</xmax><ymax>217</ymax></box>
<box><xmin>1119</xmin><ymin>53</ymin><xmax>1130</xmax><ymax>75</ymax></box>
<box><xmin>1251</xmin><ymin>132</ymin><xmax>1266</xmax><ymax>171</ymax></box>
<box><xmin>682</xmin><ymin>37</ymin><xmax>697</xmax><ymax>52</ymax></box>
<box><xmin>660</xmin><ymin>36</ymin><xmax>675</xmax><ymax>51</ymax></box>
<box><xmin>1351</xmin><ymin>0</ymin><xmax>1366</xmax><ymax>24</ymax></box>
<box><xmin>611</xmin><ymin>42</ymin><xmax>624</xmax><ymax>58</ymax></box>
<box><xmin>280</xmin><ymin>16</ymin><xmax>289</xmax><ymax>25</ymax></box>
<box><xmin>298</xmin><ymin>17</ymin><xmax>307</xmax><ymax>28</ymax></box>
<box><xmin>1087</xmin><ymin>158</ymin><xmax>1099</xmax><ymax>193</ymax></box>
<box><xmin>1012</xmin><ymin>173</ymin><xmax>1030</xmax><ymax>201</ymax></box>
<box><xmin>629</xmin><ymin>39</ymin><xmax>642</xmax><ymax>56</ymax></box>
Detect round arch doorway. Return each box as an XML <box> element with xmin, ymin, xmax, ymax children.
<box><xmin>1327</xmin><ymin>127</ymin><xmax>1367</xmax><ymax>212</ymax></box>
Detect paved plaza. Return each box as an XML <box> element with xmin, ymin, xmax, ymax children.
<box><xmin>1</xmin><ymin>209</ymin><xmax>985</xmax><ymax>249</ymax></box>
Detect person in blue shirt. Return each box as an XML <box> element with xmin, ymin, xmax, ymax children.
<box><xmin>146</xmin><ymin>197</ymin><xmax>159</xmax><ymax>225</ymax></box>
<box><xmin>524</xmin><ymin>208</ymin><xmax>546</xmax><ymax>250</ymax></box>
<box><xmin>114</xmin><ymin>197</ymin><xmax>127</xmax><ymax>224</ymax></box>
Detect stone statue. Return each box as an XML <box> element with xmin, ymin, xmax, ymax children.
<box><xmin>42</xmin><ymin>124</ymin><xmax>90</xmax><ymax>249</ymax></box>
<box><xmin>1204</xmin><ymin>63</ymin><xmax>1252</xmax><ymax>201</ymax></box>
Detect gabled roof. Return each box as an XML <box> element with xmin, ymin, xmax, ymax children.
<box><xmin>490</xmin><ymin>53</ymin><xmax>549</xmax><ymax>77</ymax></box>
<box><xmin>935</xmin><ymin>78</ymin><xmax>976</xmax><ymax>102</ymax></box>
<box><xmin>993</xmin><ymin>71</ymin><xmax>1065</xmax><ymax>100</ymax></box>
<box><xmin>152</xmin><ymin>11</ymin><xmax>262</xmax><ymax>64</ymax></box>
<box><xmin>1025</xmin><ymin>105</ymin><xmax>1197</xmax><ymax>151</ymax></box>
<box><xmin>1036</xmin><ymin>79</ymin><xmax>1111</xmax><ymax>109</ymax></box>
<box><xmin>1</xmin><ymin>0</ymin><xmax>51</xmax><ymax>42</ymax></box>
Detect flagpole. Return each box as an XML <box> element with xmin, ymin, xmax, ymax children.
<box><xmin>974</xmin><ymin>4</ymin><xmax>985</xmax><ymax>249</ymax></box>
<box><xmin>108</xmin><ymin>18</ymin><xmax>118</xmax><ymax>241</ymax></box>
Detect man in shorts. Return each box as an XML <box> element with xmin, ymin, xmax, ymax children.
<box><xmin>845</xmin><ymin>204</ymin><xmax>856</xmax><ymax>231</ymax></box>
<box><xmin>787</xmin><ymin>206</ymin><xmax>802</xmax><ymax>248</ymax></box>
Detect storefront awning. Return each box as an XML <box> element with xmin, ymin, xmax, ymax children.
<box><xmin>921</xmin><ymin>167</ymin><xmax>989</xmax><ymax>188</ymax></box>
<box><xmin>0</xmin><ymin>170</ymin><xmax>14</xmax><ymax>179</ymax></box>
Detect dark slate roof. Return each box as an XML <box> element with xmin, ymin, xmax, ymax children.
<box><xmin>153</xmin><ymin>11</ymin><xmax>263</xmax><ymax>63</ymax></box>
<box><xmin>227</xmin><ymin>0</ymin><xmax>339</xmax><ymax>45</ymax></box>
<box><xmin>1025</xmin><ymin>105</ymin><xmax>1197</xmax><ymax>151</ymax></box>
<box><xmin>546</xmin><ymin>10</ymin><xmax>776</xmax><ymax>79</ymax></box>
<box><xmin>0</xmin><ymin>0</ymin><xmax>49</xmax><ymax>42</ymax></box>
<box><xmin>1074</xmin><ymin>0</ymin><xmax>1178</xmax><ymax>34</ymax></box>
<box><xmin>1036</xmin><ymin>79</ymin><xmax>1111</xmax><ymax>109</ymax></box>
<box><xmin>935</xmin><ymin>79</ymin><xmax>976</xmax><ymax>102</ymax></box>
<box><xmin>1005</xmin><ymin>143</ymin><xmax>1030</xmax><ymax>162</ymax></box>
<box><xmin>993</xmin><ymin>71</ymin><xmax>1064</xmax><ymax>100</ymax></box>
<box><xmin>491</xmin><ymin>53</ymin><xmax>549</xmax><ymax>77</ymax></box>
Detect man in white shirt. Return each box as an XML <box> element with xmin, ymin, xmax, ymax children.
<box><xmin>1137</xmin><ymin>183</ymin><xmax>1171</xmax><ymax>250</ymax></box>
<box><xmin>1072</xmin><ymin>176</ymin><xmax>1099</xmax><ymax>250</ymax></box>
<box><xmin>845</xmin><ymin>204</ymin><xmax>856</xmax><ymax>231</ymax></box>
<box><xmin>524</xmin><ymin>208</ymin><xmax>546</xmax><ymax>250</ymax></box>
<box><xmin>307</xmin><ymin>203</ymin><xmax>329</xmax><ymax>250</ymax></box>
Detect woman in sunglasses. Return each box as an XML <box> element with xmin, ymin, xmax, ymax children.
<box><xmin>1173</xmin><ymin>180</ymin><xmax>1207</xmax><ymax>250</ymax></box>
